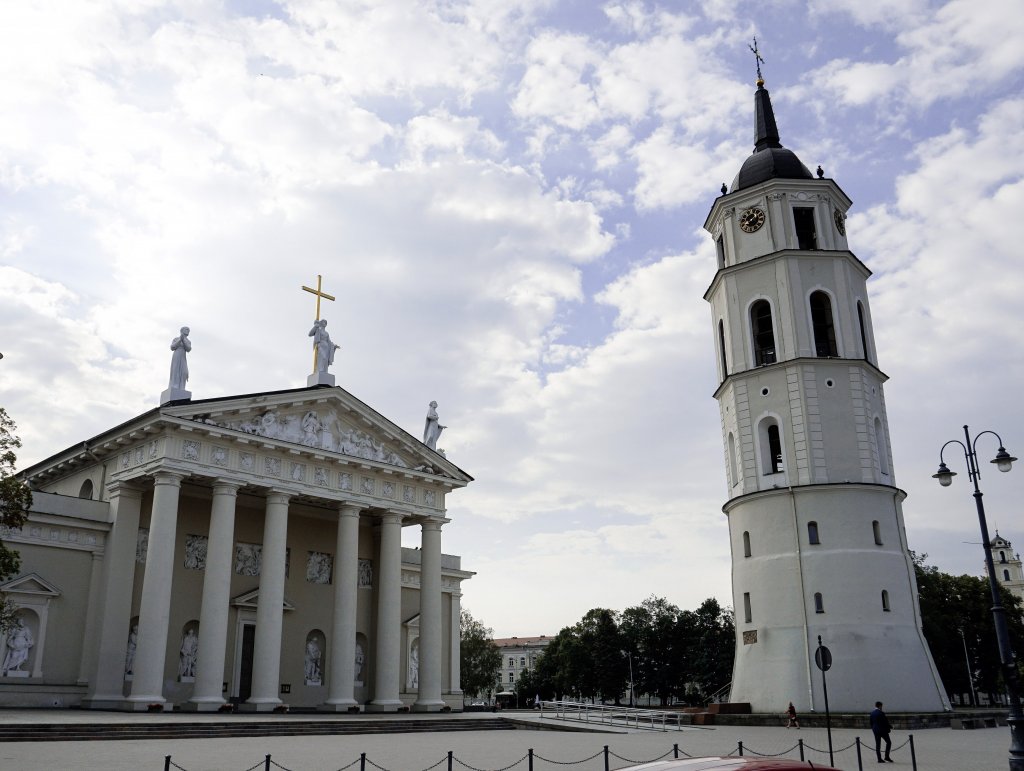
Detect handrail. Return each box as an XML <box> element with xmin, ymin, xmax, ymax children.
<box><xmin>537</xmin><ymin>700</ymin><xmax>688</xmax><ymax>731</ymax></box>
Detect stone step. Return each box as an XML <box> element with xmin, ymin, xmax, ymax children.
<box><xmin>0</xmin><ymin>717</ymin><xmax>515</xmax><ymax>742</ymax></box>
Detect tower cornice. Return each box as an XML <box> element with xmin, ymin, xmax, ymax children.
<box><xmin>703</xmin><ymin>248</ymin><xmax>872</xmax><ymax>302</ymax></box>
<box><xmin>705</xmin><ymin>177</ymin><xmax>853</xmax><ymax>233</ymax></box>
<box><xmin>721</xmin><ymin>481</ymin><xmax>907</xmax><ymax>514</ymax></box>
<box><xmin>712</xmin><ymin>355</ymin><xmax>889</xmax><ymax>400</ymax></box>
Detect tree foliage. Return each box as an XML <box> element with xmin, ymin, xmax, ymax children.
<box><xmin>460</xmin><ymin>609</ymin><xmax>502</xmax><ymax>698</ymax></box>
<box><xmin>0</xmin><ymin>408</ymin><xmax>32</xmax><ymax>630</ymax></box>
<box><xmin>517</xmin><ymin>596</ymin><xmax>735</xmax><ymax>706</ymax></box>
<box><xmin>914</xmin><ymin>552</ymin><xmax>1024</xmax><ymax>704</ymax></box>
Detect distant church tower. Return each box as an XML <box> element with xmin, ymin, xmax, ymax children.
<box><xmin>702</xmin><ymin>71</ymin><xmax>949</xmax><ymax>712</ymax></box>
<box><xmin>988</xmin><ymin>534</ymin><xmax>1024</xmax><ymax>601</ymax></box>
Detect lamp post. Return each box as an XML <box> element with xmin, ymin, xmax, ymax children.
<box><xmin>959</xmin><ymin>627</ymin><xmax>978</xmax><ymax>707</ymax></box>
<box><xmin>934</xmin><ymin>425</ymin><xmax>1023</xmax><ymax>769</ymax></box>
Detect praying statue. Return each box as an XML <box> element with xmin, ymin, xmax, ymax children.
<box><xmin>305</xmin><ymin>638</ymin><xmax>322</xmax><ymax>685</ymax></box>
<box><xmin>168</xmin><ymin>327</ymin><xmax>191</xmax><ymax>390</ymax></box>
<box><xmin>423</xmin><ymin>401</ymin><xmax>446</xmax><ymax>451</ymax></box>
<box><xmin>1</xmin><ymin>618</ymin><xmax>34</xmax><ymax>676</ymax></box>
<box><xmin>308</xmin><ymin>319</ymin><xmax>340</xmax><ymax>374</ymax></box>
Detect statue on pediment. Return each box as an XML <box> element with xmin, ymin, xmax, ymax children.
<box><xmin>423</xmin><ymin>401</ymin><xmax>446</xmax><ymax>451</ymax></box>
<box><xmin>168</xmin><ymin>327</ymin><xmax>191</xmax><ymax>391</ymax></box>
<box><xmin>309</xmin><ymin>319</ymin><xmax>340</xmax><ymax>374</ymax></box>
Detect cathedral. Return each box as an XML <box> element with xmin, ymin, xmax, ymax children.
<box><xmin>1</xmin><ymin>358</ymin><xmax>472</xmax><ymax>711</ymax></box>
<box><xmin>703</xmin><ymin>70</ymin><xmax>950</xmax><ymax>712</ymax></box>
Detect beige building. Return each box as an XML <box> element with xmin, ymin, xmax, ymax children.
<box><xmin>1</xmin><ymin>385</ymin><xmax>473</xmax><ymax>712</ymax></box>
<box><xmin>492</xmin><ymin>635</ymin><xmax>550</xmax><ymax>695</ymax></box>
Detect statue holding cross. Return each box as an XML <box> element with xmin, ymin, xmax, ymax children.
<box><xmin>302</xmin><ymin>274</ymin><xmax>340</xmax><ymax>386</ymax></box>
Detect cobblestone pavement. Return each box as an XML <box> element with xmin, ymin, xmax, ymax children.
<box><xmin>0</xmin><ymin>711</ymin><xmax>1006</xmax><ymax>770</ymax></box>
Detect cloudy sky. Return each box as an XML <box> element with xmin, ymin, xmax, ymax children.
<box><xmin>2</xmin><ymin>0</ymin><xmax>1022</xmax><ymax>638</ymax></box>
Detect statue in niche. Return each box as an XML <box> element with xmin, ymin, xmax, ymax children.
<box><xmin>304</xmin><ymin>638</ymin><xmax>322</xmax><ymax>685</ymax></box>
<box><xmin>423</xmin><ymin>401</ymin><xmax>446</xmax><ymax>451</ymax></box>
<box><xmin>408</xmin><ymin>639</ymin><xmax>419</xmax><ymax>689</ymax></box>
<box><xmin>308</xmin><ymin>319</ymin><xmax>340</xmax><ymax>374</ymax></box>
<box><xmin>354</xmin><ymin>642</ymin><xmax>365</xmax><ymax>684</ymax></box>
<box><xmin>301</xmin><ymin>411</ymin><xmax>321</xmax><ymax>446</ymax></box>
<box><xmin>124</xmin><ymin>624</ymin><xmax>138</xmax><ymax>676</ymax></box>
<box><xmin>178</xmin><ymin>628</ymin><xmax>198</xmax><ymax>679</ymax></box>
<box><xmin>168</xmin><ymin>327</ymin><xmax>191</xmax><ymax>391</ymax></box>
<box><xmin>1</xmin><ymin>618</ymin><xmax>34</xmax><ymax>676</ymax></box>
<box><xmin>358</xmin><ymin>559</ymin><xmax>372</xmax><ymax>588</ymax></box>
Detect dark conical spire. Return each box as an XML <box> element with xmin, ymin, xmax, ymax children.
<box><xmin>753</xmin><ymin>82</ymin><xmax>782</xmax><ymax>151</ymax></box>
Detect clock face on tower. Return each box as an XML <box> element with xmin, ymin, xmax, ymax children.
<box><xmin>833</xmin><ymin>209</ymin><xmax>846</xmax><ymax>236</ymax></box>
<box><xmin>739</xmin><ymin>207</ymin><xmax>766</xmax><ymax>233</ymax></box>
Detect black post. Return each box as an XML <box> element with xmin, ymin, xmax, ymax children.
<box><xmin>910</xmin><ymin>734</ymin><xmax>917</xmax><ymax>771</ymax></box>
<box><xmin>361</xmin><ymin>752</ymin><xmax>366</xmax><ymax>771</ymax></box>
<box><xmin>448</xmin><ymin>750</ymin><xmax>454</xmax><ymax>771</ymax></box>
<box><xmin>603</xmin><ymin>745</ymin><xmax>609</xmax><ymax>771</ymax></box>
<box><xmin>164</xmin><ymin>756</ymin><xmax>171</xmax><ymax>771</ymax></box>
<box><xmin>818</xmin><ymin>635</ymin><xmax>834</xmax><ymax>768</ymax></box>
<box><xmin>956</xmin><ymin>425</ymin><xmax>1024</xmax><ymax>770</ymax></box>
<box><xmin>855</xmin><ymin>737</ymin><xmax>862</xmax><ymax>770</ymax></box>
<box><xmin>528</xmin><ymin>748</ymin><xmax>533</xmax><ymax>771</ymax></box>
<box><xmin>798</xmin><ymin>739</ymin><xmax>804</xmax><ymax>761</ymax></box>
<box><xmin>673</xmin><ymin>744</ymin><xmax>679</xmax><ymax>759</ymax></box>
<box><xmin>737</xmin><ymin>741</ymin><xmax>743</xmax><ymax>757</ymax></box>
<box><xmin>264</xmin><ymin>754</ymin><xmax>271</xmax><ymax>771</ymax></box>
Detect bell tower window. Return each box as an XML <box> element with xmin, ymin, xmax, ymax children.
<box><xmin>716</xmin><ymin>235</ymin><xmax>726</xmax><ymax>270</ymax></box>
<box><xmin>808</xmin><ymin>521</ymin><xmax>820</xmax><ymax>545</ymax></box>
<box><xmin>750</xmin><ymin>300</ymin><xmax>776</xmax><ymax>366</ymax></box>
<box><xmin>810</xmin><ymin>291</ymin><xmax>838</xmax><ymax>357</ymax></box>
<box><xmin>719</xmin><ymin>320</ymin><xmax>729</xmax><ymax>379</ymax></box>
<box><xmin>857</xmin><ymin>301</ymin><xmax>870</xmax><ymax>362</ymax></box>
<box><xmin>758</xmin><ymin>418</ymin><xmax>785</xmax><ymax>475</ymax></box>
<box><xmin>794</xmin><ymin>207</ymin><xmax>817</xmax><ymax>250</ymax></box>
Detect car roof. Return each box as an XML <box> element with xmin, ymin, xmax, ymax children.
<box><xmin>622</xmin><ymin>759</ymin><xmax>838</xmax><ymax>771</ymax></box>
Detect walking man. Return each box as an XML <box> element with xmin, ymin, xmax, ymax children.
<box><xmin>870</xmin><ymin>701</ymin><xmax>893</xmax><ymax>763</ymax></box>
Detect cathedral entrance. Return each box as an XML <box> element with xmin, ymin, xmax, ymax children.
<box><xmin>232</xmin><ymin>618</ymin><xmax>256</xmax><ymax>704</ymax></box>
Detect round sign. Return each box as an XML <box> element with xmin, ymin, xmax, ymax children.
<box><xmin>815</xmin><ymin>645</ymin><xmax>833</xmax><ymax>672</ymax></box>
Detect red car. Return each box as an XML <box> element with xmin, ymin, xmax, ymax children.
<box><xmin>621</xmin><ymin>759</ymin><xmax>841</xmax><ymax>770</ymax></box>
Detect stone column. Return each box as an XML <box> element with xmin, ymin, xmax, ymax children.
<box><xmin>368</xmin><ymin>511</ymin><xmax>404</xmax><ymax>711</ymax></box>
<box><xmin>244</xmin><ymin>490</ymin><xmax>290</xmax><ymax>711</ymax></box>
<box><xmin>187</xmin><ymin>480</ymin><xmax>239</xmax><ymax>710</ymax></box>
<box><xmin>82</xmin><ymin>481</ymin><xmax>144</xmax><ymax>708</ymax></box>
<box><xmin>449</xmin><ymin>590</ymin><xmax>463</xmax><ymax>696</ymax></box>
<box><xmin>126</xmin><ymin>471</ymin><xmax>184</xmax><ymax>709</ymax></box>
<box><xmin>77</xmin><ymin>550</ymin><xmax>105</xmax><ymax>686</ymax></box>
<box><xmin>413</xmin><ymin>519</ymin><xmax>445</xmax><ymax>711</ymax></box>
<box><xmin>321</xmin><ymin>503</ymin><xmax>361</xmax><ymax>711</ymax></box>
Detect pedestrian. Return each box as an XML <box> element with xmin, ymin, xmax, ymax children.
<box><xmin>870</xmin><ymin>700</ymin><xmax>893</xmax><ymax>763</ymax></box>
<box><xmin>786</xmin><ymin>701</ymin><xmax>800</xmax><ymax>728</ymax></box>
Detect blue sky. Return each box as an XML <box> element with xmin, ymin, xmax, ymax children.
<box><xmin>1</xmin><ymin>0</ymin><xmax>1022</xmax><ymax>637</ymax></box>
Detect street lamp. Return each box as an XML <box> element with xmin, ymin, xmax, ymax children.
<box><xmin>934</xmin><ymin>425</ymin><xmax>1022</xmax><ymax>769</ymax></box>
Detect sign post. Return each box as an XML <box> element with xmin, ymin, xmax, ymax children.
<box><xmin>815</xmin><ymin>635</ymin><xmax>834</xmax><ymax>767</ymax></box>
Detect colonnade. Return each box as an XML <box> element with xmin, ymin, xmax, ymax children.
<box><xmin>82</xmin><ymin>473</ymin><xmax>454</xmax><ymax>712</ymax></box>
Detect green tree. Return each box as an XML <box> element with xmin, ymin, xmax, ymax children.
<box><xmin>914</xmin><ymin>552</ymin><xmax>1024</xmax><ymax>704</ymax></box>
<box><xmin>0</xmin><ymin>408</ymin><xmax>32</xmax><ymax>630</ymax></box>
<box><xmin>459</xmin><ymin>609</ymin><xmax>502</xmax><ymax>699</ymax></box>
<box><xmin>575</xmin><ymin>608</ymin><xmax>627</xmax><ymax>703</ymax></box>
<box><xmin>620</xmin><ymin>596</ymin><xmax>685</xmax><ymax>705</ymax></box>
<box><xmin>685</xmin><ymin>598</ymin><xmax>735</xmax><ymax>702</ymax></box>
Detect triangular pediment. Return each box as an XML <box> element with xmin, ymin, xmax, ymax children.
<box><xmin>231</xmin><ymin>588</ymin><xmax>296</xmax><ymax>611</ymax></box>
<box><xmin>0</xmin><ymin>573</ymin><xmax>62</xmax><ymax>598</ymax></box>
<box><xmin>161</xmin><ymin>386</ymin><xmax>471</xmax><ymax>483</ymax></box>
<box><xmin>404</xmin><ymin>613</ymin><xmax>421</xmax><ymax>629</ymax></box>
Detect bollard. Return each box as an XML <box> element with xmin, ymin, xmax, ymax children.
<box><xmin>448</xmin><ymin>751</ymin><xmax>453</xmax><ymax>771</ymax></box>
<box><xmin>529</xmin><ymin>748</ymin><xmax>534</xmax><ymax>771</ymax></box>
<box><xmin>855</xmin><ymin>737</ymin><xmax>862</xmax><ymax>770</ymax></box>
<box><xmin>673</xmin><ymin>744</ymin><xmax>679</xmax><ymax>759</ymax></box>
<box><xmin>265</xmin><ymin>754</ymin><xmax>271</xmax><ymax>771</ymax></box>
<box><xmin>604</xmin><ymin>745</ymin><xmax>610</xmax><ymax>771</ymax></box>
<box><xmin>798</xmin><ymin>739</ymin><xmax>804</xmax><ymax>761</ymax></box>
<box><xmin>910</xmin><ymin>734</ymin><xmax>917</xmax><ymax>771</ymax></box>
<box><xmin>164</xmin><ymin>756</ymin><xmax>171</xmax><ymax>771</ymax></box>
<box><xmin>737</xmin><ymin>741</ymin><xmax>744</xmax><ymax>757</ymax></box>
<box><xmin>361</xmin><ymin>752</ymin><xmax>367</xmax><ymax>771</ymax></box>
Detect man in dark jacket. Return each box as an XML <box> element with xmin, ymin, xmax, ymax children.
<box><xmin>870</xmin><ymin>701</ymin><xmax>893</xmax><ymax>763</ymax></box>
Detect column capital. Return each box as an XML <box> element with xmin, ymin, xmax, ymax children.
<box><xmin>105</xmin><ymin>480</ymin><xmax>145</xmax><ymax>498</ymax></box>
<box><xmin>211</xmin><ymin>478</ymin><xmax>242</xmax><ymax>495</ymax></box>
<box><xmin>377</xmin><ymin>510</ymin><xmax>407</xmax><ymax>526</ymax></box>
<box><xmin>420</xmin><ymin>519</ymin><xmax>447</xmax><ymax>533</ymax></box>
<box><xmin>338</xmin><ymin>502</ymin><xmax>362</xmax><ymax>519</ymax></box>
<box><xmin>152</xmin><ymin>470</ymin><xmax>186</xmax><ymax>487</ymax></box>
<box><xmin>265</xmin><ymin>489</ymin><xmax>292</xmax><ymax>505</ymax></box>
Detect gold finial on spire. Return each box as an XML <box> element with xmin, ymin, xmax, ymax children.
<box><xmin>749</xmin><ymin>36</ymin><xmax>765</xmax><ymax>86</ymax></box>
<box><xmin>302</xmin><ymin>274</ymin><xmax>336</xmax><ymax>372</ymax></box>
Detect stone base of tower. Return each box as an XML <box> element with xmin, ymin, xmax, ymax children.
<box><xmin>725</xmin><ymin>484</ymin><xmax>950</xmax><ymax>715</ymax></box>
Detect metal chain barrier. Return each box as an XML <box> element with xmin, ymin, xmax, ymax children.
<box><xmin>739</xmin><ymin>743</ymin><xmax>800</xmax><ymax>758</ymax></box>
<box><xmin>364</xmin><ymin>756</ymin><xmax>393</xmax><ymax>771</ymax></box>
<box><xmin>453</xmin><ymin>753</ymin><xmax>529</xmax><ymax>771</ymax></box>
<box><xmin>416</xmin><ymin>756</ymin><xmax>451</xmax><ymax>771</ymax></box>
<box><xmin>269</xmin><ymin>760</ymin><xmax>298</xmax><ymax>771</ymax></box>
<box><xmin>331</xmin><ymin>759</ymin><xmax>363</xmax><ymax>771</ymax></box>
<box><xmin>607</xmin><ymin>748</ymin><xmax>676</xmax><ymax>764</ymax></box>
<box><xmin>532</xmin><ymin>750</ymin><xmax>605</xmax><ymax>766</ymax></box>
<box><xmin>167</xmin><ymin>759</ymin><xmax>191</xmax><ymax>771</ymax></box>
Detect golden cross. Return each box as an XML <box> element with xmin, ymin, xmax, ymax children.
<box><xmin>749</xmin><ymin>37</ymin><xmax>765</xmax><ymax>85</ymax></box>
<box><xmin>302</xmin><ymin>274</ymin><xmax>336</xmax><ymax>371</ymax></box>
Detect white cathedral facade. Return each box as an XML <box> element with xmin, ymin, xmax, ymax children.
<box><xmin>704</xmin><ymin>75</ymin><xmax>950</xmax><ymax>713</ymax></box>
<box><xmin>1</xmin><ymin>383</ymin><xmax>472</xmax><ymax>711</ymax></box>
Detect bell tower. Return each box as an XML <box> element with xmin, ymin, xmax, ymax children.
<box><xmin>702</xmin><ymin>69</ymin><xmax>949</xmax><ymax>712</ymax></box>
